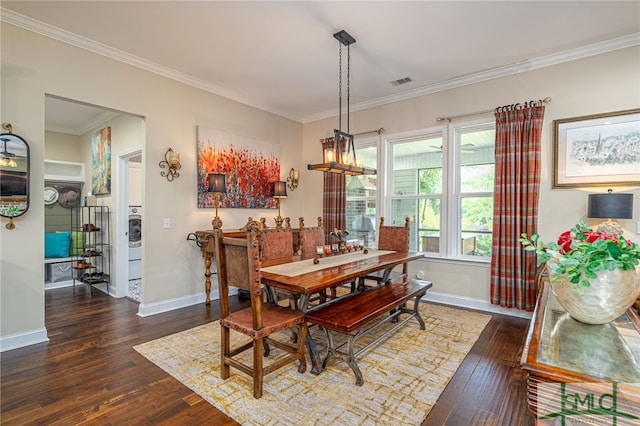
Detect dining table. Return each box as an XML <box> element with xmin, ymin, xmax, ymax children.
<box><xmin>260</xmin><ymin>249</ymin><xmax>425</xmax><ymax>374</ymax></box>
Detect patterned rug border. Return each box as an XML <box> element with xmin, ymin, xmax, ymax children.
<box><xmin>134</xmin><ymin>303</ymin><xmax>491</xmax><ymax>426</ymax></box>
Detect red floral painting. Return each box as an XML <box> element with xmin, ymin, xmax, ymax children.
<box><xmin>197</xmin><ymin>127</ymin><xmax>280</xmax><ymax>208</ymax></box>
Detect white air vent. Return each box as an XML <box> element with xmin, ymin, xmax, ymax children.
<box><xmin>390</xmin><ymin>76</ymin><xmax>413</xmax><ymax>86</ymax></box>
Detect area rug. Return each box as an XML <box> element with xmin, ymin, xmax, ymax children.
<box><xmin>134</xmin><ymin>303</ymin><xmax>491</xmax><ymax>425</ymax></box>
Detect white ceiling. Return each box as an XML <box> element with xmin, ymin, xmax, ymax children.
<box><xmin>2</xmin><ymin>1</ymin><xmax>639</xmax><ymax>133</ymax></box>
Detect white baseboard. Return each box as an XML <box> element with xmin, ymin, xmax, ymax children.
<box><xmin>45</xmin><ymin>280</ymin><xmax>75</xmax><ymax>290</ymax></box>
<box><xmin>423</xmin><ymin>290</ymin><xmax>533</xmax><ymax>319</ymax></box>
<box><xmin>0</xmin><ymin>327</ymin><xmax>49</xmax><ymax>352</ymax></box>
<box><xmin>136</xmin><ymin>288</ymin><xmax>233</xmax><ymax>317</ymax></box>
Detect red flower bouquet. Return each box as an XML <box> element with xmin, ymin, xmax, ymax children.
<box><xmin>520</xmin><ymin>221</ymin><xmax>640</xmax><ymax>291</ymax></box>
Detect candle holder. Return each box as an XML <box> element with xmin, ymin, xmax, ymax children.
<box><xmin>159</xmin><ymin>148</ymin><xmax>181</xmax><ymax>181</ymax></box>
<box><xmin>286</xmin><ymin>168</ymin><xmax>299</xmax><ymax>191</ymax></box>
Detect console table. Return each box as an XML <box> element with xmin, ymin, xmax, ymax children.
<box><xmin>521</xmin><ymin>282</ymin><xmax>640</xmax><ymax>421</ymax></box>
<box><xmin>192</xmin><ymin>227</ymin><xmax>301</xmax><ymax>304</ymax></box>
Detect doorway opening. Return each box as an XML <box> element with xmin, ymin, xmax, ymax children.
<box><xmin>44</xmin><ymin>94</ymin><xmax>145</xmax><ymax>302</ymax></box>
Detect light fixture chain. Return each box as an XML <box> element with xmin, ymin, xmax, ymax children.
<box><xmin>347</xmin><ymin>44</ymin><xmax>350</xmax><ymax>136</ymax></box>
<box><xmin>338</xmin><ymin>43</ymin><xmax>342</xmax><ymax>133</ymax></box>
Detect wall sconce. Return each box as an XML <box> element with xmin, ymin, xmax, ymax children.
<box><xmin>207</xmin><ymin>173</ymin><xmax>227</xmax><ymax>229</ymax></box>
<box><xmin>286</xmin><ymin>168</ymin><xmax>299</xmax><ymax>191</ymax></box>
<box><xmin>588</xmin><ymin>189</ymin><xmax>633</xmax><ymax>237</ymax></box>
<box><xmin>159</xmin><ymin>148</ymin><xmax>181</xmax><ymax>181</ymax></box>
<box><xmin>272</xmin><ymin>181</ymin><xmax>287</xmax><ymax>228</ymax></box>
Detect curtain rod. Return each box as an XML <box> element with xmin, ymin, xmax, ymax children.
<box><xmin>353</xmin><ymin>128</ymin><xmax>384</xmax><ymax>137</ymax></box>
<box><xmin>436</xmin><ymin>97</ymin><xmax>551</xmax><ymax>122</ymax></box>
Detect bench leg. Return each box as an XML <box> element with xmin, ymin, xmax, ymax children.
<box><xmin>321</xmin><ymin>327</ymin><xmax>335</xmax><ymax>372</ymax></box>
<box><xmin>345</xmin><ymin>333</ymin><xmax>364</xmax><ymax>386</ymax></box>
<box><xmin>413</xmin><ymin>296</ymin><xmax>426</xmax><ymax>330</ymax></box>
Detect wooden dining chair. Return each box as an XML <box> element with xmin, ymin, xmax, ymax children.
<box><xmin>362</xmin><ymin>217</ymin><xmax>411</xmax><ymax>286</ymax></box>
<box><xmin>213</xmin><ymin>226</ymin><xmax>307</xmax><ymax>399</ymax></box>
<box><xmin>299</xmin><ymin>217</ymin><xmax>325</xmax><ymax>260</ymax></box>
<box><xmin>259</xmin><ymin>227</ymin><xmax>295</xmax><ymax>266</ymax></box>
<box><xmin>258</xmin><ymin>226</ymin><xmax>299</xmax><ymax>307</ymax></box>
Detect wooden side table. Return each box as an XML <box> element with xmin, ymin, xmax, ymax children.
<box><xmin>521</xmin><ymin>282</ymin><xmax>640</xmax><ymax>421</ymax></box>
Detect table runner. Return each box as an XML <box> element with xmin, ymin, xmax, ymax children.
<box><xmin>260</xmin><ymin>250</ymin><xmax>394</xmax><ymax>277</ymax></box>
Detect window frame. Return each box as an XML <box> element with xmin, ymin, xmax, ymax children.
<box><xmin>347</xmin><ymin>118</ymin><xmax>495</xmax><ymax>262</ymax></box>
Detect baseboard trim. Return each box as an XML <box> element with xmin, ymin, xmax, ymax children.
<box><xmin>423</xmin><ymin>290</ymin><xmax>533</xmax><ymax>319</ymax></box>
<box><xmin>0</xmin><ymin>327</ymin><xmax>49</xmax><ymax>352</ymax></box>
<box><xmin>136</xmin><ymin>288</ymin><xmax>235</xmax><ymax>317</ymax></box>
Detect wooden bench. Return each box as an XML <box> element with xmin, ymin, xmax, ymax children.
<box><xmin>304</xmin><ymin>280</ymin><xmax>432</xmax><ymax>385</ymax></box>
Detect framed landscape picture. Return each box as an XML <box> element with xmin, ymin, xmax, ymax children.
<box><xmin>553</xmin><ymin>109</ymin><xmax>640</xmax><ymax>188</ymax></box>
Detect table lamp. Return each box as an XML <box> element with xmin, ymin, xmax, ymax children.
<box><xmin>587</xmin><ymin>189</ymin><xmax>633</xmax><ymax>238</ymax></box>
<box><xmin>207</xmin><ymin>173</ymin><xmax>226</xmax><ymax>229</ymax></box>
<box><xmin>273</xmin><ymin>181</ymin><xmax>287</xmax><ymax>228</ymax></box>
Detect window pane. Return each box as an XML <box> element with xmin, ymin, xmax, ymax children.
<box><xmin>392</xmin><ymin>137</ymin><xmax>442</xmax><ymax>196</ymax></box>
<box><xmin>346</xmin><ymin>199</ymin><xmax>376</xmax><ymax>248</ymax></box>
<box><xmin>460</xmin><ymin>128</ymin><xmax>495</xmax><ymax>192</ymax></box>
<box><xmin>419</xmin><ymin>168</ymin><xmax>443</xmax><ymax>195</ymax></box>
<box><xmin>346</xmin><ymin>144</ymin><xmax>377</xmax><ymax>192</ymax></box>
<box><xmin>346</xmin><ymin>142</ymin><xmax>377</xmax><ymax>247</ymax></box>
<box><xmin>417</xmin><ymin>198</ymin><xmax>441</xmax><ymax>253</ymax></box>
<box><xmin>390</xmin><ymin>199</ymin><xmax>420</xmax><ymax>251</ymax></box>
<box><xmin>461</xmin><ymin>164</ymin><xmax>494</xmax><ymax>192</ymax></box>
<box><xmin>460</xmin><ymin>196</ymin><xmax>493</xmax><ymax>257</ymax></box>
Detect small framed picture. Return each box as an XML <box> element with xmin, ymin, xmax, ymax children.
<box><xmin>553</xmin><ymin>108</ymin><xmax>640</xmax><ymax>188</ymax></box>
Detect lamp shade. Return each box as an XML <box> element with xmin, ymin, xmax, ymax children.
<box><xmin>273</xmin><ymin>181</ymin><xmax>287</xmax><ymax>198</ymax></box>
<box><xmin>587</xmin><ymin>193</ymin><xmax>633</xmax><ymax>219</ymax></box>
<box><xmin>207</xmin><ymin>174</ymin><xmax>226</xmax><ymax>193</ymax></box>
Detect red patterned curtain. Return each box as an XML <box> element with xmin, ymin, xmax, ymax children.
<box><xmin>323</xmin><ymin>173</ymin><xmax>346</xmax><ymax>244</ymax></box>
<box><xmin>490</xmin><ymin>103</ymin><xmax>546</xmax><ymax>311</ymax></box>
<box><xmin>321</xmin><ymin>138</ymin><xmax>346</xmax><ymax>243</ymax></box>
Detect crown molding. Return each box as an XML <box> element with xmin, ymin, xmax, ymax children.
<box><xmin>303</xmin><ymin>33</ymin><xmax>640</xmax><ymax>123</ymax></box>
<box><xmin>3</xmin><ymin>8</ymin><xmax>638</xmax><ymax>125</ymax></box>
<box><xmin>1</xmin><ymin>8</ymin><xmax>300</xmax><ymax>122</ymax></box>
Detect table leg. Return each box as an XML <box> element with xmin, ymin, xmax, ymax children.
<box><xmin>297</xmin><ymin>294</ymin><xmax>323</xmax><ymax>374</ymax></box>
<box><xmin>380</xmin><ymin>266</ymin><xmax>393</xmax><ymax>285</ymax></box>
<box><xmin>203</xmin><ymin>253</ymin><xmax>212</xmax><ymax>305</ymax></box>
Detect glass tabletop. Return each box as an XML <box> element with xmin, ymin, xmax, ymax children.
<box><xmin>537</xmin><ymin>288</ymin><xmax>640</xmax><ymax>383</ymax></box>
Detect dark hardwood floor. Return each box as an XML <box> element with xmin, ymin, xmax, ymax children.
<box><xmin>1</xmin><ymin>286</ymin><xmax>535</xmax><ymax>425</ymax></box>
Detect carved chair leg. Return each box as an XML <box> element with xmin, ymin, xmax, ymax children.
<box><xmin>221</xmin><ymin>326</ymin><xmax>230</xmax><ymax>379</ymax></box>
<box><xmin>253</xmin><ymin>338</ymin><xmax>264</xmax><ymax>399</ymax></box>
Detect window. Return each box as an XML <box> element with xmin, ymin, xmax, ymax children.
<box><xmin>456</xmin><ymin>123</ymin><xmax>495</xmax><ymax>258</ymax></box>
<box><xmin>345</xmin><ymin>140</ymin><xmax>378</xmax><ymax>247</ymax></box>
<box><xmin>347</xmin><ymin>119</ymin><xmax>495</xmax><ymax>260</ymax></box>
<box><xmin>390</xmin><ymin>133</ymin><xmax>443</xmax><ymax>253</ymax></box>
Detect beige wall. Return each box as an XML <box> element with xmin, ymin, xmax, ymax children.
<box><xmin>44</xmin><ymin>131</ymin><xmax>83</xmax><ymax>162</ymax></box>
<box><xmin>1</xmin><ymin>24</ymin><xmax>302</xmax><ymax>349</ymax></box>
<box><xmin>300</xmin><ymin>46</ymin><xmax>640</xmax><ymax>312</ymax></box>
<box><xmin>1</xmin><ymin>22</ymin><xmax>638</xmax><ymax>350</ymax></box>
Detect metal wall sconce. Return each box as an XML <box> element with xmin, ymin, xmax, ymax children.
<box><xmin>286</xmin><ymin>168</ymin><xmax>299</xmax><ymax>191</ymax></box>
<box><xmin>159</xmin><ymin>148</ymin><xmax>181</xmax><ymax>181</ymax></box>
<box><xmin>273</xmin><ymin>181</ymin><xmax>287</xmax><ymax>228</ymax></box>
<box><xmin>208</xmin><ymin>173</ymin><xmax>227</xmax><ymax>229</ymax></box>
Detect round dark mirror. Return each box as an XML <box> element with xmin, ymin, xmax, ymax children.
<box><xmin>0</xmin><ymin>131</ymin><xmax>30</xmax><ymax>219</ymax></box>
